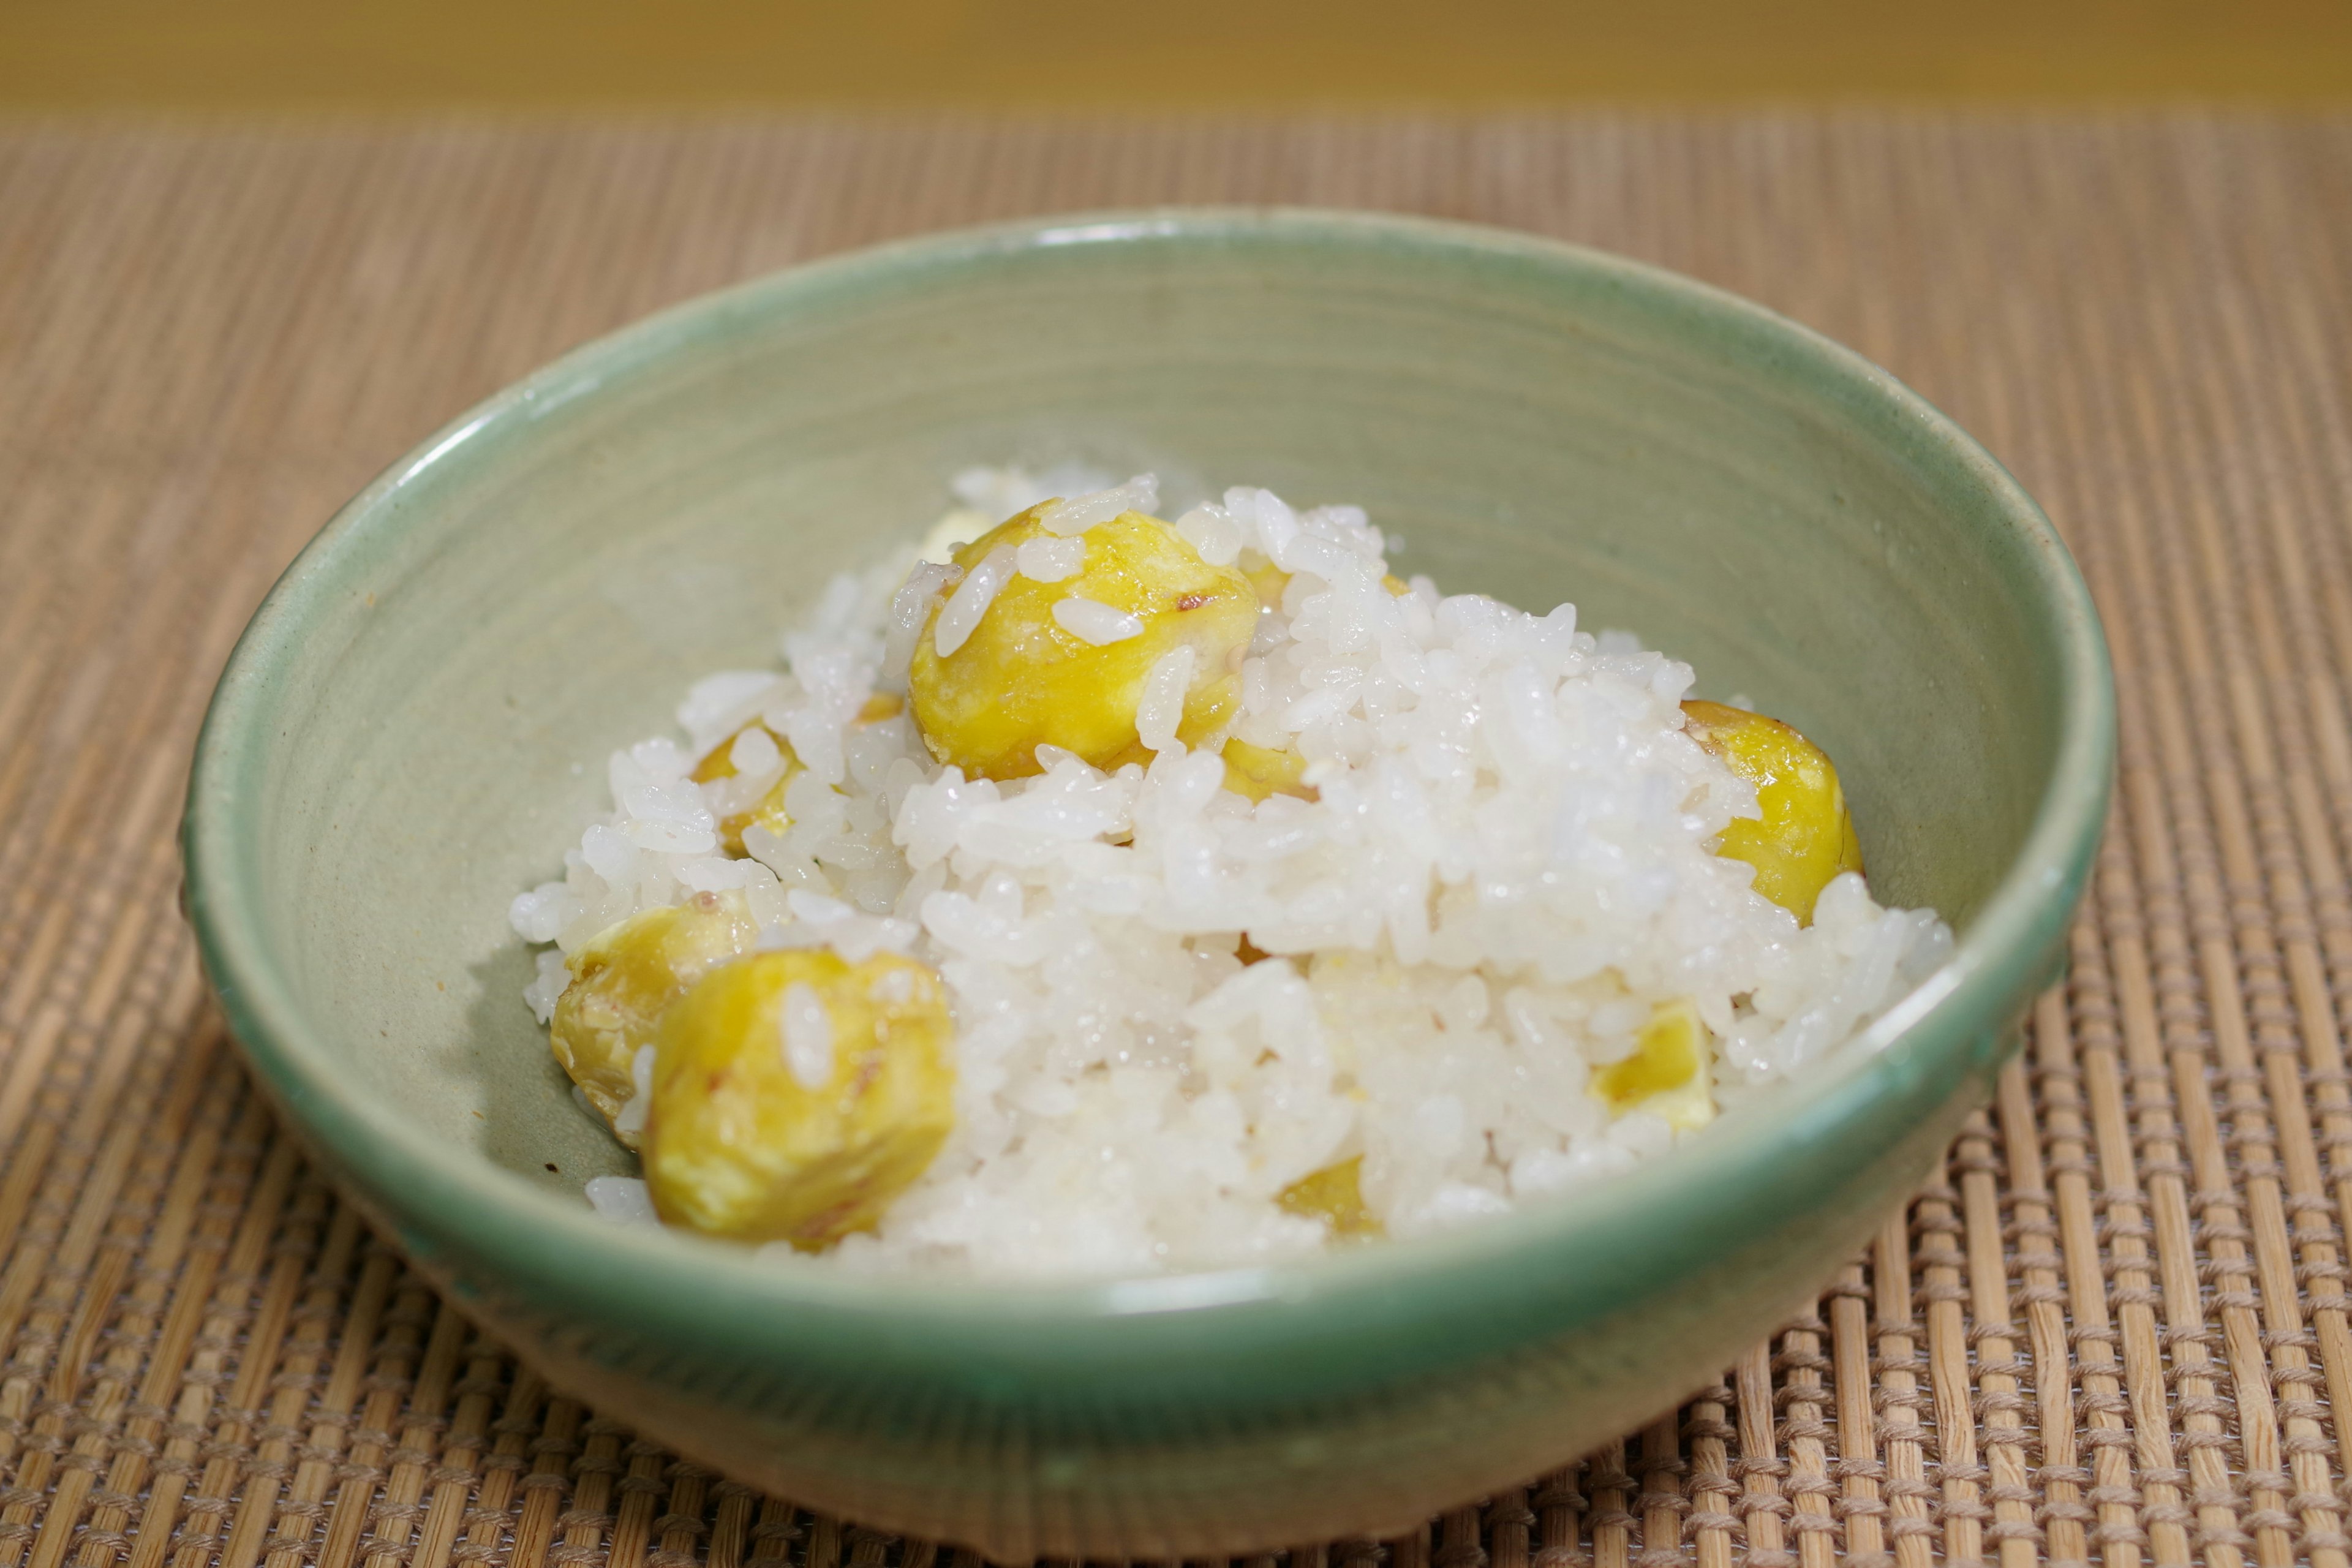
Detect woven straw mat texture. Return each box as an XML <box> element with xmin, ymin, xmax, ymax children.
<box><xmin>4</xmin><ymin>113</ymin><xmax>2352</xmax><ymax>1568</ymax></box>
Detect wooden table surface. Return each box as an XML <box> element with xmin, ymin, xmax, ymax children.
<box><xmin>4</xmin><ymin>113</ymin><xmax>2352</xmax><ymax>1567</ymax></box>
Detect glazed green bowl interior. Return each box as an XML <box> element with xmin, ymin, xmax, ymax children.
<box><xmin>185</xmin><ymin>209</ymin><xmax>2110</xmax><ymax>1556</ymax></box>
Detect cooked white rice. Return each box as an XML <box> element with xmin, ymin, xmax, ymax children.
<box><xmin>510</xmin><ymin>468</ymin><xmax>1950</xmax><ymax>1278</ymax></box>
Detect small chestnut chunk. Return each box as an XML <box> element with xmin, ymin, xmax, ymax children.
<box><xmin>643</xmin><ymin>949</ymin><xmax>956</xmax><ymax>1248</ymax></box>
<box><xmin>907</xmin><ymin>503</ymin><xmax>1261</xmax><ymax>780</ymax></box>
<box><xmin>1276</xmin><ymin>1155</ymin><xmax>1381</xmax><ymax>1239</ymax></box>
<box><xmin>1683</xmin><ymin>698</ymin><xmax>1864</xmax><ymax>924</ymax></box>
<box><xmin>549</xmin><ymin>892</ymin><xmax>764</xmax><ymax>1148</ymax></box>
<box><xmin>1591</xmin><ymin>998</ymin><xmax>1716</xmax><ymax>1132</ymax></box>
<box><xmin>1220</xmin><ymin>737</ymin><xmax>1317</xmax><ymax>804</ymax></box>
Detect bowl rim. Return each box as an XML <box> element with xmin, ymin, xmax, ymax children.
<box><xmin>182</xmin><ymin>206</ymin><xmax>2114</xmax><ymax>1346</ymax></box>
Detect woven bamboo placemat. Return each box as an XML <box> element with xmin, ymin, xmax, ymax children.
<box><xmin>4</xmin><ymin>112</ymin><xmax>2351</xmax><ymax>1568</ymax></box>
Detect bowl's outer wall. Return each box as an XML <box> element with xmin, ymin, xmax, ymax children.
<box><xmin>285</xmin><ymin>1018</ymin><xmax>2013</xmax><ymax>1555</ymax></box>
<box><xmin>187</xmin><ymin>213</ymin><xmax>2109</xmax><ymax>1557</ymax></box>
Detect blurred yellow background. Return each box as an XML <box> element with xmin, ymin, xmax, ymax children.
<box><xmin>4</xmin><ymin>0</ymin><xmax>2350</xmax><ymax>106</ymax></box>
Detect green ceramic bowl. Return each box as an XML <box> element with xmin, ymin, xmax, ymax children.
<box><xmin>184</xmin><ymin>209</ymin><xmax>2112</xmax><ymax>1559</ymax></box>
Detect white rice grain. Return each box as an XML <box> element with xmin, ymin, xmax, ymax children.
<box><xmin>932</xmin><ymin>546</ymin><xmax>1017</xmax><ymax>658</ymax></box>
<box><xmin>1052</xmin><ymin>596</ymin><xmax>1146</xmax><ymax>645</ymax></box>
<box><xmin>728</xmin><ymin>722</ymin><xmax>785</xmax><ymax>778</ymax></box>
<box><xmin>1174</xmin><ymin>504</ymin><xmax>1245</xmax><ymax>565</ymax></box>
<box><xmin>1039</xmin><ymin>475</ymin><xmax>1159</xmax><ymax>536</ymax></box>
<box><xmin>953</xmin><ymin>463</ymin><xmax>1111</xmax><ymax>522</ymax></box>
<box><xmin>524</xmin><ymin>949</ymin><xmax>570</xmax><ymax>1023</ymax></box>
<box><xmin>584</xmin><ymin>1175</ymin><xmax>658</xmax><ymax>1224</ymax></box>
<box><xmin>1134</xmin><ymin>644</ymin><xmax>1197</xmax><ymax>753</ymax></box>
<box><xmin>1016</xmin><ymin>535</ymin><xmax>1085</xmax><ymax>582</ymax></box>
<box><xmin>613</xmin><ymin>1046</ymin><xmax>655</xmax><ymax>1140</ymax></box>
<box><xmin>1228</xmin><ymin>485</ymin><xmax>1299</xmax><ymax>561</ymax></box>
<box><xmin>884</xmin><ymin>560</ymin><xmax>957</xmax><ymax>683</ymax></box>
<box><xmin>678</xmin><ymin>671</ymin><xmax>788</xmax><ymax>756</ymax></box>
